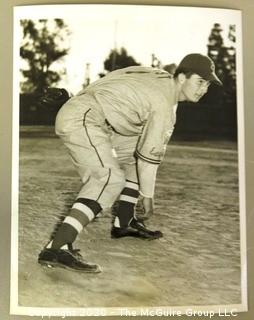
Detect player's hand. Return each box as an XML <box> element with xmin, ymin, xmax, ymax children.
<box><xmin>136</xmin><ymin>196</ymin><xmax>154</xmax><ymax>221</ymax></box>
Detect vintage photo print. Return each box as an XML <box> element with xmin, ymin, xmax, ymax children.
<box><xmin>11</xmin><ymin>4</ymin><xmax>247</xmax><ymax>317</ymax></box>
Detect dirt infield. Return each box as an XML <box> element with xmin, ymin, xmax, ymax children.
<box><xmin>17</xmin><ymin>133</ymin><xmax>241</xmax><ymax>309</ymax></box>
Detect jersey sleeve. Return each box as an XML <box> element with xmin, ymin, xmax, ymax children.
<box><xmin>137</xmin><ymin>158</ymin><xmax>158</xmax><ymax>198</ymax></box>
<box><xmin>135</xmin><ymin>107</ymin><xmax>175</xmax><ymax>165</ymax></box>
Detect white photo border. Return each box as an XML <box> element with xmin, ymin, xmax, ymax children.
<box><xmin>11</xmin><ymin>4</ymin><xmax>247</xmax><ymax>317</ymax></box>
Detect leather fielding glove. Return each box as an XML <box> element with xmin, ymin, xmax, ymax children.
<box><xmin>38</xmin><ymin>87</ymin><xmax>70</xmax><ymax>109</ymax></box>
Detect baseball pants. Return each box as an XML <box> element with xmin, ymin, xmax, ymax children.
<box><xmin>55</xmin><ymin>93</ymin><xmax>139</xmax><ymax>211</ymax></box>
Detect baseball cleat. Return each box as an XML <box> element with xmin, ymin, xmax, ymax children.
<box><xmin>38</xmin><ymin>248</ymin><xmax>102</xmax><ymax>273</ymax></box>
<box><xmin>111</xmin><ymin>218</ymin><xmax>163</xmax><ymax>240</ymax></box>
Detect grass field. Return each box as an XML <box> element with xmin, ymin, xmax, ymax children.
<box><xmin>17</xmin><ymin>130</ymin><xmax>241</xmax><ymax>310</ymax></box>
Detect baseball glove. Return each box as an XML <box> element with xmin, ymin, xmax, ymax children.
<box><xmin>37</xmin><ymin>87</ymin><xmax>70</xmax><ymax>109</ymax></box>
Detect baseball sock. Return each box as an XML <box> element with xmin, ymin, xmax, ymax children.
<box><xmin>49</xmin><ymin>198</ymin><xmax>102</xmax><ymax>250</ymax></box>
<box><xmin>113</xmin><ymin>180</ymin><xmax>139</xmax><ymax>228</ymax></box>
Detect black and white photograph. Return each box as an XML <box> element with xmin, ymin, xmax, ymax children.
<box><xmin>11</xmin><ymin>4</ymin><xmax>247</xmax><ymax>317</ymax></box>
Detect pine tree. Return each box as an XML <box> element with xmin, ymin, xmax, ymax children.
<box><xmin>104</xmin><ymin>47</ymin><xmax>140</xmax><ymax>72</ymax></box>
<box><xmin>20</xmin><ymin>19</ymin><xmax>70</xmax><ymax>93</ymax></box>
<box><xmin>207</xmin><ymin>23</ymin><xmax>236</xmax><ymax>107</ymax></box>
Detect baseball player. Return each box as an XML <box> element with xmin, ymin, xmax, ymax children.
<box><xmin>38</xmin><ymin>53</ymin><xmax>222</xmax><ymax>273</ymax></box>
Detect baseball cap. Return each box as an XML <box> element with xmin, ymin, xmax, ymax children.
<box><xmin>177</xmin><ymin>53</ymin><xmax>222</xmax><ymax>86</ymax></box>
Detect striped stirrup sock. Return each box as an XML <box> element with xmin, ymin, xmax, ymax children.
<box><xmin>113</xmin><ymin>180</ymin><xmax>139</xmax><ymax>228</ymax></box>
<box><xmin>50</xmin><ymin>198</ymin><xmax>102</xmax><ymax>249</ymax></box>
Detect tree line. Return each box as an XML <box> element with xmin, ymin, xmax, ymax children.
<box><xmin>20</xmin><ymin>20</ymin><xmax>236</xmax><ymax>104</ymax></box>
<box><xmin>19</xmin><ymin>19</ymin><xmax>237</xmax><ymax>139</ymax></box>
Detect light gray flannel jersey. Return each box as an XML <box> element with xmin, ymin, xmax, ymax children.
<box><xmin>78</xmin><ymin>66</ymin><xmax>178</xmax><ymax>165</ymax></box>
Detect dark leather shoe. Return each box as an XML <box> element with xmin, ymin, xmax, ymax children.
<box><xmin>111</xmin><ymin>218</ymin><xmax>163</xmax><ymax>240</ymax></box>
<box><xmin>38</xmin><ymin>248</ymin><xmax>101</xmax><ymax>273</ymax></box>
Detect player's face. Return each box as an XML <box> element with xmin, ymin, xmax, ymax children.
<box><xmin>180</xmin><ymin>74</ymin><xmax>211</xmax><ymax>102</ymax></box>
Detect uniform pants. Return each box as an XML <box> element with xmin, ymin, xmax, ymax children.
<box><xmin>55</xmin><ymin>94</ymin><xmax>139</xmax><ymax>210</ymax></box>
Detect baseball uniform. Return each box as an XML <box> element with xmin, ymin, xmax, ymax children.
<box><xmin>55</xmin><ymin>66</ymin><xmax>178</xmax><ymax>212</ymax></box>
<box><xmin>38</xmin><ymin>54</ymin><xmax>222</xmax><ymax>272</ymax></box>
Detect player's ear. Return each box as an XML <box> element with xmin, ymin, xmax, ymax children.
<box><xmin>177</xmin><ymin>73</ymin><xmax>186</xmax><ymax>85</ymax></box>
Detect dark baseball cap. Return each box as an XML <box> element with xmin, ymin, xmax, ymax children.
<box><xmin>177</xmin><ymin>53</ymin><xmax>222</xmax><ymax>86</ymax></box>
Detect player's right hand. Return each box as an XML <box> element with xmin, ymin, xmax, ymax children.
<box><xmin>136</xmin><ymin>196</ymin><xmax>154</xmax><ymax>221</ymax></box>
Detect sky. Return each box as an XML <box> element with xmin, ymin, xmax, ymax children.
<box><xmin>15</xmin><ymin>4</ymin><xmax>242</xmax><ymax>94</ymax></box>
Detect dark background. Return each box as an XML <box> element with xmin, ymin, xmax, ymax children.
<box><xmin>1</xmin><ymin>1</ymin><xmax>254</xmax><ymax>320</ymax></box>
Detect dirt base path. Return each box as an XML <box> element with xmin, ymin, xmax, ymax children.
<box><xmin>17</xmin><ymin>136</ymin><xmax>241</xmax><ymax>309</ymax></box>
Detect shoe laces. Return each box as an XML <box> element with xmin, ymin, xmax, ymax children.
<box><xmin>67</xmin><ymin>244</ymin><xmax>84</xmax><ymax>261</ymax></box>
<box><xmin>131</xmin><ymin>217</ymin><xmax>146</xmax><ymax>227</ymax></box>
